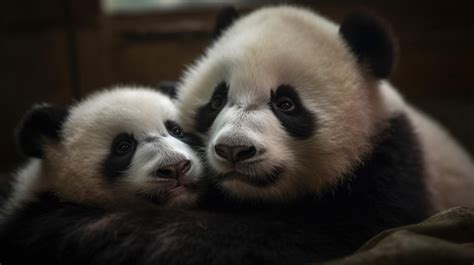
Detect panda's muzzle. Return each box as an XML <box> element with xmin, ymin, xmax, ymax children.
<box><xmin>214</xmin><ymin>144</ymin><xmax>257</xmax><ymax>163</ymax></box>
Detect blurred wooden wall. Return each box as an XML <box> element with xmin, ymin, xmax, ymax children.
<box><xmin>1</xmin><ymin>0</ymin><xmax>473</xmax><ymax>174</ymax></box>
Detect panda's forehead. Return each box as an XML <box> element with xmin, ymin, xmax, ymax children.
<box><xmin>221</xmin><ymin>52</ymin><xmax>314</xmax><ymax>105</ymax></box>
<box><xmin>226</xmin><ymin>61</ymin><xmax>268</xmax><ymax>99</ymax></box>
<box><xmin>64</xmin><ymin>89</ymin><xmax>178</xmax><ymax>140</ymax></box>
<box><xmin>212</xmin><ymin>46</ymin><xmax>354</xmax><ymax>110</ymax></box>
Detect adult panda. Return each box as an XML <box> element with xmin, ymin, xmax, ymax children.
<box><xmin>1</xmin><ymin>6</ymin><xmax>473</xmax><ymax>265</ymax></box>
<box><xmin>177</xmin><ymin>6</ymin><xmax>474</xmax><ymax>214</ymax></box>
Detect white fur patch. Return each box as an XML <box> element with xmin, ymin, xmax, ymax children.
<box><xmin>2</xmin><ymin>160</ymin><xmax>45</xmax><ymax>219</ymax></box>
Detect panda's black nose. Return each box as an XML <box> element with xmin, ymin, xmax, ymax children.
<box><xmin>155</xmin><ymin>160</ymin><xmax>191</xmax><ymax>179</ymax></box>
<box><xmin>215</xmin><ymin>144</ymin><xmax>257</xmax><ymax>163</ymax></box>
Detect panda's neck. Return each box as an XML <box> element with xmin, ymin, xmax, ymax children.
<box><xmin>309</xmin><ymin>114</ymin><xmax>429</xmax><ymax>225</ymax></box>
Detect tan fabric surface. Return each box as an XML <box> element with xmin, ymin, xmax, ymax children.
<box><xmin>318</xmin><ymin>207</ymin><xmax>474</xmax><ymax>265</ymax></box>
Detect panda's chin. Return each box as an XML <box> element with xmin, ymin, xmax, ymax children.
<box><xmin>135</xmin><ymin>183</ymin><xmax>199</xmax><ymax>206</ymax></box>
<box><xmin>219</xmin><ymin>166</ymin><xmax>284</xmax><ymax>188</ymax></box>
<box><xmin>136</xmin><ymin>191</ymin><xmax>167</xmax><ymax>205</ymax></box>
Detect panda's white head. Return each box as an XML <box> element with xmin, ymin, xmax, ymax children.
<box><xmin>16</xmin><ymin>87</ymin><xmax>203</xmax><ymax>208</ymax></box>
<box><xmin>177</xmin><ymin>6</ymin><xmax>397</xmax><ymax>202</ymax></box>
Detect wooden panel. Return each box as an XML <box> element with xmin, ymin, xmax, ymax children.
<box><xmin>1</xmin><ymin>0</ymin><xmax>66</xmax><ymax>31</ymax></box>
<box><xmin>75</xmin><ymin>27</ymin><xmax>109</xmax><ymax>95</ymax></box>
<box><xmin>0</xmin><ymin>30</ymin><xmax>73</xmax><ymax>172</ymax></box>
<box><xmin>77</xmin><ymin>10</ymin><xmax>217</xmax><ymax>95</ymax></box>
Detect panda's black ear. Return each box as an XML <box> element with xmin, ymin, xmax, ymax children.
<box><xmin>339</xmin><ymin>13</ymin><xmax>396</xmax><ymax>79</ymax></box>
<box><xmin>15</xmin><ymin>104</ymin><xmax>70</xmax><ymax>158</ymax></box>
<box><xmin>157</xmin><ymin>81</ymin><xmax>178</xmax><ymax>99</ymax></box>
<box><xmin>212</xmin><ymin>6</ymin><xmax>240</xmax><ymax>40</ymax></box>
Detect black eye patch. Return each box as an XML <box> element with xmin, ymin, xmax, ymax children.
<box><xmin>165</xmin><ymin>120</ymin><xmax>185</xmax><ymax>139</ymax></box>
<box><xmin>270</xmin><ymin>85</ymin><xmax>316</xmax><ymax>139</ymax></box>
<box><xmin>194</xmin><ymin>82</ymin><xmax>229</xmax><ymax>133</ymax></box>
<box><xmin>165</xmin><ymin>120</ymin><xmax>204</xmax><ymax>151</ymax></box>
<box><xmin>103</xmin><ymin>133</ymin><xmax>137</xmax><ymax>180</ymax></box>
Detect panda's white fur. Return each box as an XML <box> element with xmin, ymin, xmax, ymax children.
<box><xmin>5</xmin><ymin>87</ymin><xmax>203</xmax><ymax>214</ymax></box>
<box><xmin>377</xmin><ymin>82</ymin><xmax>474</xmax><ymax>211</ymax></box>
<box><xmin>177</xmin><ymin>6</ymin><xmax>474</xmax><ymax>212</ymax></box>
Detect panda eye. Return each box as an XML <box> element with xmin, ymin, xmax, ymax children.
<box><xmin>115</xmin><ymin>141</ymin><xmax>134</xmax><ymax>155</ymax></box>
<box><xmin>211</xmin><ymin>95</ymin><xmax>224</xmax><ymax>110</ymax></box>
<box><xmin>275</xmin><ymin>97</ymin><xmax>295</xmax><ymax>112</ymax></box>
<box><xmin>170</xmin><ymin>126</ymin><xmax>184</xmax><ymax>138</ymax></box>
<box><xmin>165</xmin><ymin>121</ymin><xmax>186</xmax><ymax>138</ymax></box>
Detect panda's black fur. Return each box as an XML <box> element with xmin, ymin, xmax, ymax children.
<box><xmin>0</xmin><ymin>114</ymin><xmax>428</xmax><ymax>264</ymax></box>
<box><xmin>15</xmin><ymin>104</ymin><xmax>69</xmax><ymax>158</ymax></box>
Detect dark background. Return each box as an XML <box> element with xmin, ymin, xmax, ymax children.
<box><xmin>1</xmin><ymin>0</ymin><xmax>473</xmax><ymax>179</ymax></box>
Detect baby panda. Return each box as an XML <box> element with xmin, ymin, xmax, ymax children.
<box><xmin>178</xmin><ymin>6</ymin><xmax>474</xmax><ymax>217</ymax></box>
<box><xmin>4</xmin><ymin>86</ymin><xmax>203</xmax><ymax>215</ymax></box>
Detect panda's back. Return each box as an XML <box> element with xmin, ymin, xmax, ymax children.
<box><xmin>380</xmin><ymin>81</ymin><xmax>474</xmax><ymax>213</ymax></box>
<box><xmin>406</xmin><ymin>105</ymin><xmax>474</xmax><ymax>212</ymax></box>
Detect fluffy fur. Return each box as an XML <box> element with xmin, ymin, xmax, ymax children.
<box><xmin>177</xmin><ymin>6</ymin><xmax>474</xmax><ymax>212</ymax></box>
<box><xmin>0</xmin><ymin>6</ymin><xmax>473</xmax><ymax>265</ymax></box>
<box><xmin>0</xmin><ymin>114</ymin><xmax>430</xmax><ymax>264</ymax></box>
<box><xmin>4</xmin><ymin>87</ymin><xmax>203</xmax><ymax>215</ymax></box>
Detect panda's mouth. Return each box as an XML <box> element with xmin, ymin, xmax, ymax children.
<box><xmin>220</xmin><ymin>167</ymin><xmax>284</xmax><ymax>188</ymax></box>
<box><xmin>137</xmin><ymin>182</ymin><xmax>199</xmax><ymax>205</ymax></box>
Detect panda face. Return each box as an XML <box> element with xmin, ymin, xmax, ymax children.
<box><xmin>46</xmin><ymin>88</ymin><xmax>203</xmax><ymax>208</ymax></box>
<box><xmin>183</xmin><ymin>77</ymin><xmax>324</xmax><ymax>201</ymax></box>
<box><xmin>177</xmin><ymin>7</ymin><xmax>386</xmax><ymax>201</ymax></box>
<box><xmin>194</xmin><ymin>81</ymin><xmax>316</xmax><ymax>197</ymax></box>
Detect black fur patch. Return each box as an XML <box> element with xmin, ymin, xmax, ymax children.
<box><xmin>0</xmin><ymin>192</ymin><xmax>354</xmax><ymax>265</ymax></box>
<box><xmin>0</xmin><ymin>115</ymin><xmax>428</xmax><ymax>265</ymax></box>
<box><xmin>212</xmin><ymin>6</ymin><xmax>240</xmax><ymax>40</ymax></box>
<box><xmin>270</xmin><ymin>85</ymin><xmax>315</xmax><ymax>139</ymax></box>
<box><xmin>182</xmin><ymin>133</ymin><xmax>205</xmax><ymax>154</ymax></box>
<box><xmin>194</xmin><ymin>82</ymin><xmax>229</xmax><ymax>133</ymax></box>
<box><xmin>102</xmin><ymin>133</ymin><xmax>137</xmax><ymax>179</ymax></box>
<box><xmin>339</xmin><ymin>13</ymin><xmax>396</xmax><ymax>78</ymax></box>
<box><xmin>158</xmin><ymin>81</ymin><xmax>177</xmax><ymax>99</ymax></box>
<box><xmin>165</xmin><ymin>120</ymin><xmax>204</xmax><ymax>152</ymax></box>
<box><xmin>311</xmin><ymin>114</ymin><xmax>428</xmax><ymax>226</ymax></box>
<box><xmin>15</xmin><ymin>104</ymin><xmax>70</xmax><ymax>158</ymax></box>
